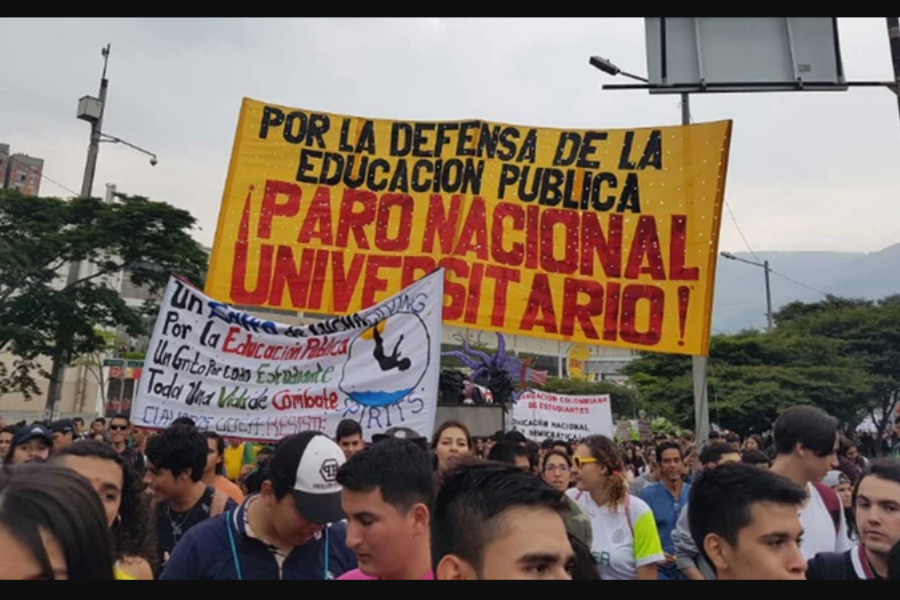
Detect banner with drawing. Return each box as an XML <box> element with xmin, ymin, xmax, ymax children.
<box><xmin>131</xmin><ymin>270</ymin><xmax>443</xmax><ymax>442</ymax></box>
<box><xmin>511</xmin><ymin>390</ymin><xmax>613</xmax><ymax>441</ymax></box>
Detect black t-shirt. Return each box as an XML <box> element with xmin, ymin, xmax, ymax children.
<box><xmin>156</xmin><ymin>486</ymin><xmax>237</xmax><ymax>560</ymax></box>
<box><xmin>119</xmin><ymin>446</ymin><xmax>145</xmax><ymax>474</ymax></box>
<box><xmin>807</xmin><ymin>548</ymin><xmax>882</xmax><ymax>581</ymax></box>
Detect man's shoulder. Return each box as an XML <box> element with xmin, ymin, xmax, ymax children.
<box><xmin>806</xmin><ymin>550</ymin><xmax>854</xmax><ymax>580</ymax></box>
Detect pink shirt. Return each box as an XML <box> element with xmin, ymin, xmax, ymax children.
<box><xmin>338</xmin><ymin>568</ymin><xmax>434</xmax><ymax>580</ymax></box>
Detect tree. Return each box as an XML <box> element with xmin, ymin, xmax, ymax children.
<box><xmin>622</xmin><ymin>328</ymin><xmax>879</xmax><ymax>435</ymax></box>
<box><xmin>0</xmin><ymin>189</ymin><xmax>208</xmax><ymax>401</ymax></box>
<box><xmin>71</xmin><ymin>328</ymin><xmax>118</xmax><ymax>408</ymax></box>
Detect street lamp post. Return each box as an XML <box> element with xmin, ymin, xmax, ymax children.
<box><xmin>44</xmin><ymin>45</ymin><xmax>159</xmax><ymax>421</ymax></box>
<box><xmin>721</xmin><ymin>252</ymin><xmax>774</xmax><ymax>331</ymax></box>
<box><xmin>589</xmin><ymin>55</ymin><xmax>708</xmax><ymax>443</ymax></box>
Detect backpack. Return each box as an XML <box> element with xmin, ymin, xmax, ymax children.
<box><xmin>811</xmin><ymin>481</ymin><xmax>842</xmax><ymax>535</ymax></box>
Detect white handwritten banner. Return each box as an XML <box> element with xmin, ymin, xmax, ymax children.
<box><xmin>132</xmin><ymin>269</ymin><xmax>444</xmax><ymax>442</ymax></box>
<box><xmin>510</xmin><ymin>390</ymin><xmax>614</xmax><ymax>441</ymax></box>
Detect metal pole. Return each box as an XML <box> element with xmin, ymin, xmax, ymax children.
<box><xmin>764</xmin><ymin>260</ymin><xmax>774</xmax><ymax>331</ymax></box>
<box><xmin>887</xmin><ymin>17</ymin><xmax>900</xmax><ymax>128</ymax></box>
<box><xmin>685</xmin><ymin>90</ymin><xmax>711</xmax><ymax>443</ymax></box>
<box><xmin>44</xmin><ymin>45</ymin><xmax>110</xmax><ymax>421</ymax></box>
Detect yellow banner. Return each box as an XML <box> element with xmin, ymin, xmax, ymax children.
<box><xmin>206</xmin><ymin>98</ymin><xmax>732</xmax><ymax>356</ymax></box>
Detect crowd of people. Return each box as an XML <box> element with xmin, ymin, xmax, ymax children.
<box><xmin>0</xmin><ymin>407</ymin><xmax>899</xmax><ymax>580</ymax></box>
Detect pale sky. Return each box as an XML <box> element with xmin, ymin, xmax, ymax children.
<box><xmin>1</xmin><ymin>17</ymin><xmax>897</xmax><ymax>254</ymax></box>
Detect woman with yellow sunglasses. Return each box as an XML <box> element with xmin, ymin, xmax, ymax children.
<box><xmin>568</xmin><ymin>436</ymin><xmax>665</xmax><ymax>581</ymax></box>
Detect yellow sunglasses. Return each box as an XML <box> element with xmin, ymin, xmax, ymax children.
<box><xmin>573</xmin><ymin>456</ymin><xmax>598</xmax><ymax>469</ymax></box>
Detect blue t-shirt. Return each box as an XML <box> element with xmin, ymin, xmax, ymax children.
<box><xmin>639</xmin><ymin>482</ymin><xmax>690</xmax><ymax>571</ymax></box>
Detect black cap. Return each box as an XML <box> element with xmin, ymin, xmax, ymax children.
<box><xmin>50</xmin><ymin>420</ymin><xmax>75</xmax><ymax>435</ymax></box>
<box><xmin>371</xmin><ymin>427</ymin><xmax>428</xmax><ymax>451</ymax></box>
<box><xmin>12</xmin><ymin>423</ymin><xmax>53</xmax><ymax>447</ymax></box>
<box><xmin>267</xmin><ymin>432</ymin><xmax>347</xmax><ymax>525</ymax></box>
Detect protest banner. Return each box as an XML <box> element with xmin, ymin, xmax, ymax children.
<box><xmin>511</xmin><ymin>390</ymin><xmax>613</xmax><ymax>441</ymax></box>
<box><xmin>205</xmin><ymin>97</ymin><xmax>732</xmax><ymax>355</ymax></box>
<box><xmin>131</xmin><ymin>270</ymin><xmax>444</xmax><ymax>442</ymax></box>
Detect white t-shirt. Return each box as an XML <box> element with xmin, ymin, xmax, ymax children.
<box><xmin>800</xmin><ymin>482</ymin><xmax>854</xmax><ymax>561</ymax></box>
<box><xmin>567</xmin><ymin>488</ymin><xmax>665</xmax><ymax>580</ymax></box>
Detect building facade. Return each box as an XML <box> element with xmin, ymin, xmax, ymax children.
<box><xmin>0</xmin><ymin>142</ymin><xmax>44</xmax><ymax>197</ymax></box>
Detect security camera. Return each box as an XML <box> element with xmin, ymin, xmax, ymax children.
<box><xmin>149</xmin><ymin>157</ymin><xmax>158</xmax><ymax>167</ymax></box>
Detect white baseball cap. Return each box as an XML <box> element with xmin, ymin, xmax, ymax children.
<box><xmin>268</xmin><ymin>431</ymin><xmax>347</xmax><ymax>524</ymax></box>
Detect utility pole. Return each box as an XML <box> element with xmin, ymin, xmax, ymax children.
<box><xmin>888</xmin><ymin>18</ymin><xmax>900</xmax><ymax>129</ymax></box>
<box><xmin>763</xmin><ymin>260</ymin><xmax>774</xmax><ymax>331</ymax></box>
<box><xmin>44</xmin><ymin>44</ymin><xmax>111</xmax><ymax>421</ymax></box>
<box><xmin>682</xmin><ymin>90</ymin><xmax>711</xmax><ymax>445</ymax></box>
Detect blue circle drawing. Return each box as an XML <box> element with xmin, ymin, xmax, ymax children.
<box><xmin>339</xmin><ymin>313</ymin><xmax>431</xmax><ymax>408</ymax></box>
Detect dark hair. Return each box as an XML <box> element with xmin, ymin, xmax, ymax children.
<box><xmin>488</xmin><ymin>441</ymin><xmax>528</xmax><ymax>465</ymax></box>
<box><xmin>741</xmin><ymin>449</ymin><xmax>770</xmax><ymax>467</ymax></box>
<box><xmin>504</xmin><ymin>430</ymin><xmax>527</xmax><ymax>445</ymax></box>
<box><xmin>51</xmin><ymin>441</ymin><xmax>157</xmax><ymax>569</ymax></box>
<box><xmin>745</xmin><ymin>434</ymin><xmax>765</xmax><ymax>450</ymax></box>
<box><xmin>688</xmin><ymin>463</ymin><xmax>807</xmax><ymax>568</ymax></box>
<box><xmin>579</xmin><ymin>436</ymin><xmax>628</xmax><ymax>510</ymax></box>
<box><xmin>170</xmin><ymin>417</ymin><xmax>196</xmax><ymax>428</ymax></box>
<box><xmin>431</xmin><ymin>421</ymin><xmax>473</xmax><ymax>452</ymax></box>
<box><xmin>889</xmin><ymin>540</ymin><xmax>900</xmax><ymax>580</ymax></box>
<box><xmin>773</xmin><ymin>406</ymin><xmax>838</xmax><ymax>457</ymax></box>
<box><xmin>0</xmin><ymin>464</ymin><xmax>116</xmax><ymax>579</ymax></box>
<box><xmin>853</xmin><ymin>461</ymin><xmax>900</xmax><ymax>506</ymax></box>
<box><xmin>567</xmin><ymin>534</ymin><xmax>601</xmax><ymax>580</ymax></box>
<box><xmin>145</xmin><ymin>424</ymin><xmax>206</xmax><ymax>482</ymax></box>
<box><xmin>552</xmin><ymin>440</ymin><xmax>573</xmax><ymax>458</ymax></box>
<box><xmin>1</xmin><ymin>425</ymin><xmax>17</xmax><ymax>436</ymax></box>
<box><xmin>542</xmin><ymin>450</ymin><xmax>572</xmax><ymax>472</ymax></box>
<box><xmin>700</xmin><ymin>442</ymin><xmax>739</xmax><ymax>466</ymax></box>
<box><xmin>709</xmin><ymin>431</ymin><xmax>721</xmax><ymax>440</ymax></box>
<box><xmin>725</xmin><ymin>433</ymin><xmax>741</xmax><ymax>444</ymax></box>
<box><xmin>73</xmin><ymin>417</ymin><xmax>84</xmax><ymax>426</ymax></box>
<box><xmin>110</xmin><ymin>414</ymin><xmax>130</xmax><ymax>426</ymax></box>
<box><xmin>336</xmin><ymin>438</ymin><xmax>435</xmax><ymax>513</ymax></box>
<box><xmin>541</xmin><ymin>439</ymin><xmax>556</xmax><ymax>450</ymax></box>
<box><xmin>92</xmin><ymin>418</ymin><xmax>106</xmax><ymax>426</ymax></box>
<box><xmin>430</xmin><ymin>459</ymin><xmax>567</xmax><ymax>576</ymax></box>
<box><xmin>656</xmin><ymin>441</ymin><xmax>683</xmax><ymax>465</ymax></box>
<box><xmin>335</xmin><ymin>419</ymin><xmax>363</xmax><ymax>442</ymax></box>
<box><xmin>203</xmin><ymin>432</ymin><xmax>225</xmax><ymax>473</ymax></box>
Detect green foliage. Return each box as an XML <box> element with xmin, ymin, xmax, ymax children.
<box><xmin>624</xmin><ymin>296</ymin><xmax>900</xmax><ymax>439</ymax></box>
<box><xmin>0</xmin><ymin>189</ymin><xmax>208</xmax><ymax>399</ymax></box>
<box><xmin>531</xmin><ymin>376</ymin><xmax>637</xmax><ymax>418</ymax></box>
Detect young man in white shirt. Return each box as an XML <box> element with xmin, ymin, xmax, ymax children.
<box><xmin>769</xmin><ymin>406</ymin><xmax>853</xmax><ymax>560</ymax></box>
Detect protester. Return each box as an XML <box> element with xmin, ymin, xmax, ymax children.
<box><xmin>202</xmin><ymin>432</ymin><xmax>245</xmax><ymax>504</ymax></box>
<box><xmin>371</xmin><ymin>426</ymin><xmax>428</xmax><ymax>451</ymax></box>
<box><xmin>335</xmin><ymin>419</ymin><xmax>365</xmax><ymax>461</ymax></box>
<box><xmin>431</xmin><ymin>420</ymin><xmax>473</xmax><ymax>482</ymax></box>
<box><xmin>4</xmin><ymin>423</ymin><xmax>52</xmax><ymax>465</ymax></box>
<box><xmin>240</xmin><ymin>445</ymin><xmax>275</xmax><ymax>495</ymax></box>
<box><xmin>73</xmin><ymin>417</ymin><xmax>86</xmax><ymax>440</ymax></box>
<box><xmin>108</xmin><ymin>414</ymin><xmax>145</xmax><ymax>474</ymax></box>
<box><xmin>0</xmin><ymin>424</ymin><xmax>17</xmax><ymax>464</ymax></box>
<box><xmin>0</xmin><ymin>464</ymin><xmax>117</xmax><ymax>580</ymax></box>
<box><xmin>52</xmin><ymin>441</ymin><xmax>157</xmax><ymax>579</ymax></box>
<box><xmin>769</xmin><ymin>406</ymin><xmax>852</xmax><ymax>559</ymax></box>
<box><xmin>488</xmin><ymin>440</ymin><xmax>530</xmax><ymax>470</ymax></box>
<box><xmin>337</xmin><ymin>437</ymin><xmax>434</xmax><ymax>580</ymax></box>
<box><xmin>743</xmin><ymin>434</ymin><xmax>764</xmax><ymax>453</ymax></box>
<box><xmin>806</xmin><ymin>462</ymin><xmax>900</xmax><ymax>580</ymax></box>
<box><xmin>160</xmin><ymin>431</ymin><xmax>356</xmax><ymax>580</ymax></box>
<box><xmin>569</xmin><ymin>435</ymin><xmax>664</xmax><ymax>580</ymax></box>
<box><xmin>223</xmin><ymin>437</ymin><xmax>258</xmax><ymax>482</ymax></box>
<box><xmin>91</xmin><ymin>418</ymin><xmax>107</xmax><ymax>436</ymax></box>
<box><xmin>673</xmin><ymin>442</ymin><xmax>741</xmax><ymax>580</ymax></box>
<box><xmin>639</xmin><ymin>441</ymin><xmax>690</xmax><ymax>579</ymax></box>
<box><xmin>49</xmin><ymin>419</ymin><xmax>76</xmax><ymax>452</ymax></box>
<box><xmin>741</xmin><ymin>448</ymin><xmax>770</xmax><ymax>469</ymax></box>
<box><xmin>824</xmin><ymin>470</ymin><xmax>857</xmax><ymax>541</ymax></box>
<box><xmin>144</xmin><ymin>424</ymin><xmax>237</xmax><ymax>564</ymax></box>
<box><xmin>431</xmin><ymin>459</ymin><xmax>574</xmax><ymax>580</ymax></box>
<box><xmin>629</xmin><ymin>456</ymin><xmax>660</xmax><ymax>496</ymax></box>
<box><xmin>542</xmin><ymin>450</ymin><xmax>573</xmax><ymax>492</ymax></box>
<box><xmin>688</xmin><ymin>462</ymin><xmax>808</xmax><ymax>580</ymax></box>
